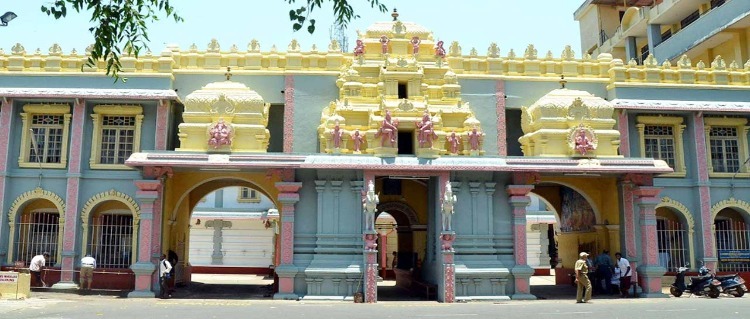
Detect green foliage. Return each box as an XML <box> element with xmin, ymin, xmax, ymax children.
<box><xmin>287</xmin><ymin>0</ymin><xmax>388</xmax><ymax>34</ymax></box>
<box><xmin>41</xmin><ymin>0</ymin><xmax>183</xmax><ymax>80</ymax></box>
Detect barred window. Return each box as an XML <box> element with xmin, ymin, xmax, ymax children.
<box><xmin>709</xmin><ymin>126</ymin><xmax>740</xmax><ymax>173</ymax></box>
<box><xmin>99</xmin><ymin>116</ymin><xmax>136</xmax><ymax>165</ymax></box>
<box><xmin>88</xmin><ymin>213</ymin><xmax>133</xmax><ymax>269</ymax></box>
<box><xmin>19</xmin><ymin>104</ymin><xmax>71</xmax><ymax>169</ymax></box>
<box><xmin>13</xmin><ymin>211</ymin><xmax>60</xmax><ymax>266</ymax></box>
<box><xmin>643</xmin><ymin>125</ymin><xmax>675</xmax><ymax>168</ymax></box>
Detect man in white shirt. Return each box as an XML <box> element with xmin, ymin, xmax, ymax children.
<box><xmin>159</xmin><ymin>254</ymin><xmax>173</xmax><ymax>299</ymax></box>
<box><xmin>80</xmin><ymin>254</ymin><xmax>96</xmax><ymax>290</ymax></box>
<box><xmin>615</xmin><ymin>252</ymin><xmax>632</xmax><ymax>298</ymax></box>
<box><xmin>29</xmin><ymin>252</ymin><xmax>50</xmax><ymax>288</ymax></box>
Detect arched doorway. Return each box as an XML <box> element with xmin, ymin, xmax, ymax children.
<box><xmin>655</xmin><ymin>207</ymin><xmax>691</xmax><ymax>272</ymax></box>
<box><xmin>714</xmin><ymin>207</ymin><xmax>750</xmax><ymax>272</ymax></box>
<box><xmin>161</xmin><ymin>172</ymin><xmax>281</xmax><ymax>299</ymax></box>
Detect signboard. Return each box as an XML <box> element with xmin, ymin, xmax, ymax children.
<box><xmin>719</xmin><ymin>250</ymin><xmax>750</xmax><ymax>262</ymax></box>
<box><xmin>0</xmin><ymin>272</ymin><xmax>19</xmax><ymax>283</ymax></box>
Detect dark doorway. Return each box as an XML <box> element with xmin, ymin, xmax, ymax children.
<box><xmin>398</xmin><ymin>82</ymin><xmax>408</xmax><ymax>99</ymax></box>
<box><xmin>398</xmin><ymin>131</ymin><xmax>413</xmax><ymax>154</ymax></box>
<box><xmin>267</xmin><ymin>104</ymin><xmax>284</xmax><ymax>152</ymax></box>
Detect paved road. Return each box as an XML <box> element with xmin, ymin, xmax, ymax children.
<box><xmin>2</xmin><ymin>293</ymin><xmax>746</xmax><ymax>319</ymax></box>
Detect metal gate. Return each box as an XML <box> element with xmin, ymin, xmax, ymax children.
<box><xmin>656</xmin><ymin>218</ymin><xmax>688</xmax><ymax>272</ymax></box>
<box><xmin>715</xmin><ymin>219</ymin><xmax>750</xmax><ymax>272</ymax></box>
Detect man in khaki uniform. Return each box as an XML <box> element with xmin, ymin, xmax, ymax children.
<box><xmin>575</xmin><ymin>251</ymin><xmax>592</xmax><ymax>303</ymax></box>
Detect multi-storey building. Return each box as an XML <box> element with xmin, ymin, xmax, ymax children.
<box><xmin>0</xmin><ymin>7</ymin><xmax>747</xmax><ymax>302</ymax></box>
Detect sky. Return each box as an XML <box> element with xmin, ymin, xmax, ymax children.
<box><xmin>1</xmin><ymin>1</ymin><xmax>584</xmax><ymax>57</ymax></box>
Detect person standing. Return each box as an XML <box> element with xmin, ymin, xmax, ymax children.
<box><xmin>80</xmin><ymin>254</ymin><xmax>96</xmax><ymax>290</ymax></box>
<box><xmin>159</xmin><ymin>254</ymin><xmax>172</xmax><ymax>299</ymax></box>
<box><xmin>575</xmin><ymin>252</ymin><xmax>592</xmax><ymax>303</ymax></box>
<box><xmin>615</xmin><ymin>252</ymin><xmax>632</xmax><ymax>298</ymax></box>
<box><xmin>593</xmin><ymin>250</ymin><xmax>613</xmax><ymax>294</ymax></box>
<box><xmin>29</xmin><ymin>252</ymin><xmax>50</xmax><ymax>288</ymax></box>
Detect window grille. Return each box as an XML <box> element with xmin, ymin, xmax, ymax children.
<box><xmin>709</xmin><ymin>127</ymin><xmax>740</xmax><ymax>173</ymax></box>
<box><xmin>13</xmin><ymin>211</ymin><xmax>59</xmax><ymax>266</ymax></box>
<box><xmin>88</xmin><ymin>213</ymin><xmax>134</xmax><ymax>269</ymax></box>
<box><xmin>680</xmin><ymin>10</ymin><xmax>700</xmax><ymax>29</ymax></box>
<box><xmin>656</xmin><ymin>218</ymin><xmax>688</xmax><ymax>272</ymax></box>
<box><xmin>644</xmin><ymin>125</ymin><xmax>675</xmax><ymax>168</ymax></box>
<box><xmin>29</xmin><ymin>115</ymin><xmax>65</xmax><ymax>164</ymax></box>
<box><xmin>715</xmin><ymin>219</ymin><xmax>750</xmax><ymax>272</ymax></box>
<box><xmin>99</xmin><ymin>116</ymin><xmax>136</xmax><ymax>165</ymax></box>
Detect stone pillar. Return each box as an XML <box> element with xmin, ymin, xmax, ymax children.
<box><xmin>646</xmin><ymin>24</ymin><xmax>662</xmax><ymax>60</ymax></box>
<box><xmin>625</xmin><ymin>37</ymin><xmax>638</xmax><ymax>63</ymax></box>
<box><xmin>54</xmin><ymin>98</ymin><xmax>86</xmax><ymax>289</ymax></box>
<box><xmin>0</xmin><ymin>98</ymin><xmax>13</xmax><ymax>261</ymax></box>
<box><xmin>438</xmin><ymin>173</ymin><xmax>456</xmax><ymax>303</ymax></box>
<box><xmin>633</xmin><ymin>186</ymin><xmax>667</xmax><ymax>298</ymax></box>
<box><xmin>274</xmin><ymin>182</ymin><xmax>302</xmax><ymax>300</ymax></box>
<box><xmin>364</xmin><ymin>232</ymin><xmax>378</xmax><ymax>303</ymax></box>
<box><xmin>129</xmin><ymin>180</ymin><xmax>161</xmax><ymax>298</ymax></box>
<box><xmin>507</xmin><ymin>184</ymin><xmax>535</xmax><ymax>300</ymax></box>
<box><xmin>440</xmin><ymin>233</ymin><xmax>456</xmax><ymax>303</ymax></box>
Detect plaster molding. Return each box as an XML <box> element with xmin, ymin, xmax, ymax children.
<box><xmin>656</xmin><ymin>197</ymin><xmax>695</xmax><ymax>232</ymax></box>
<box><xmin>613</xmin><ymin>99</ymin><xmax>750</xmax><ymax>112</ymax></box>
<box><xmin>710</xmin><ymin>197</ymin><xmax>750</xmax><ymax>221</ymax></box>
<box><xmin>0</xmin><ymin>88</ymin><xmax>179</xmax><ymax>100</ymax></box>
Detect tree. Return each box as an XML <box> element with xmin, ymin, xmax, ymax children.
<box><xmin>41</xmin><ymin>0</ymin><xmax>182</xmax><ymax>79</ymax></box>
<box><xmin>287</xmin><ymin>0</ymin><xmax>388</xmax><ymax>33</ymax></box>
<box><xmin>40</xmin><ymin>0</ymin><xmax>387</xmax><ymax>79</ymax></box>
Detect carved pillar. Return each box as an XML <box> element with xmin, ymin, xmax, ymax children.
<box><xmin>633</xmin><ymin>186</ymin><xmax>667</xmax><ymax>298</ymax></box>
<box><xmin>507</xmin><ymin>183</ymin><xmax>536</xmax><ymax>300</ymax></box>
<box><xmin>331</xmin><ymin>180</ymin><xmax>343</xmax><ymax>233</ymax></box>
<box><xmin>362</xmin><ymin>174</ymin><xmax>378</xmax><ymax>303</ymax></box>
<box><xmin>274</xmin><ymin>181</ymin><xmax>302</xmax><ymax>300</ymax></box>
<box><xmin>0</xmin><ymin>98</ymin><xmax>13</xmax><ymax>262</ymax></box>
<box><xmin>439</xmin><ymin>173</ymin><xmax>456</xmax><ymax>303</ymax></box>
<box><xmin>129</xmin><ymin>179</ymin><xmax>161</xmax><ymax>298</ymax></box>
<box><xmin>53</xmin><ymin>98</ymin><xmax>86</xmax><ymax>289</ymax></box>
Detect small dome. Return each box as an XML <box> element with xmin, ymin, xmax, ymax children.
<box><xmin>463</xmin><ymin>114</ymin><xmax>480</xmax><ymax>128</ymax></box>
<box><xmin>364</xmin><ymin>21</ymin><xmax>432</xmax><ymax>39</ymax></box>
<box><xmin>529</xmin><ymin>88</ymin><xmax>610</xmax><ymax>111</ymax></box>
<box><xmin>184</xmin><ymin>80</ymin><xmax>265</xmax><ymax>113</ymax></box>
<box><xmin>443</xmin><ymin>70</ymin><xmax>457</xmax><ymax>84</ymax></box>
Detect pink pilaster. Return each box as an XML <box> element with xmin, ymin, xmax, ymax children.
<box><xmin>283</xmin><ymin>75</ymin><xmax>295</xmax><ymax>153</ymax></box>
<box><xmin>693</xmin><ymin>114</ymin><xmax>715</xmax><ymax>265</ymax></box>
<box><xmin>439</xmin><ymin>173</ymin><xmax>456</xmax><ymax>303</ymax></box>
<box><xmin>622</xmin><ymin>183</ymin><xmax>637</xmax><ymax>259</ymax></box>
<box><xmin>57</xmin><ymin>99</ymin><xmax>85</xmax><ymax>286</ymax></box>
<box><xmin>0</xmin><ymin>98</ymin><xmax>13</xmax><ymax>231</ymax></box>
<box><xmin>155</xmin><ymin>99</ymin><xmax>169</xmax><ymax>150</ymax></box>
<box><xmin>129</xmin><ymin>180</ymin><xmax>162</xmax><ymax>298</ymax></box>
<box><xmin>507</xmin><ymin>180</ymin><xmax>535</xmax><ymax>300</ymax></box>
<box><xmin>495</xmin><ymin>80</ymin><xmax>507</xmax><ymax>156</ymax></box>
<box><xmin>618</xmin><ymin>110</ymin><xmax>630</xmax><ymax>157</ymax></box>
<box><xmin>274</xmin><ymin>181</ymin><xmax>302</xmax><ymax>299</ymax></box>
<box><xmin>632</xmin><ymin>186</ymin><xmax>667</xmax><ymax>297</ymax></box>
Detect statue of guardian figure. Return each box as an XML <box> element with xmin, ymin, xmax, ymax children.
<box><xmin>441</xmin><ymin>181</ymin><xmax>457</xmax><ymax>232</ymax></box>
<box><xmin>363</xmin><ymin>180</ymin><xmax>379</xmax><ymax>231</ymax></box>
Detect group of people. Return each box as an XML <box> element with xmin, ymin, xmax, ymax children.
<box><xmin>574</xmin><ymin>250</ymin><xmax>632</xmax><ymax>303</ymax></box>
<box><xmin>26</xmin><ymin>251</ymin><xmax>174</xmax><ymax>299</ymax></box>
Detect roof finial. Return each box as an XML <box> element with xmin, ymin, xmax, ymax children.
<box><xmin>391</xmin><ymin>8</ymin><xmax>399</xmax><ymax>21</ymax></box>
<box><xmin>559</xmin><ymin>74</ymin><xmax>567</xmax><ymax>89</ymax></box>
<box><xmin>225</xmin><ymin>66</ymin><xmax>232</xmax><ymax>81</ymax></box>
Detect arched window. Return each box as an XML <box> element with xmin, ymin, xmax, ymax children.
<box><xmin>87</xmin><ymin>209</ymin><xmax>134</xmax><ymax>269</ymax></box>
<box><xmin>655</xmin><ymin>207</ymin><xmax>688</xmax><ymax>272</ymax></box>
<box><xmin>714</xmin><ymin>208</ymin><xmax>750</xmax><ymax>272</ymax></box>
<box><xmin>13</xmin><ymin>209</ymin><xmax>60</xmax><ymax>266</ymax></box>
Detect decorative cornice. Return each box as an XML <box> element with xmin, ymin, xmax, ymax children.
<box><xmin>80</xmin><ymin>189</ymin><xmax>141</xmax><ymax>224</ymax></box>
<box><xmin>657</xmin><ymin>196</ymin><xmax>695</xmax><ymax>232</ymax></box>
<box><xmin>612</xmin><ymin>99</ymin><xmax>750</xmax><ymax>112</ymax></box>
<box><xmin>0</xmin><ymin>88</ymin><xmax>179</xmax><ymax>101</ymax></box>
<box><xmin>7</xmin><ymin>187</ymin><xmax>66</xmax><ymax>223</ymax></box>
<box><xmin>710</xmin><ymin>197</ymin><xmax>750</xmax><ymax>221</ymax></box>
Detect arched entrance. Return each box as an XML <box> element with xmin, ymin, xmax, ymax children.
<box><xmin>654</xmin><ymin>198</ymin><xmax>695</xmax><ymax>272</ymax></box>
<box><xmin>711</xmin><ymin>199</ymin><xmax>750</xmax><ymax>272</ymax></box>
<box><xmin>161</xmin><ymin>171</ymin><xmax>282</xmax><ymax>299</ymax></box>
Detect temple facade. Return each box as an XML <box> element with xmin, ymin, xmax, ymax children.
<box><xmin>1</xmin><ymin>6</ymin><xmax>749</xmax><ymax>302</ymax></box>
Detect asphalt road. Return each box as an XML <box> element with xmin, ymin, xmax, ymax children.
<box><xmin>2</xmin><ymin>294</ymin><xmax>747</xmax><ymax>319</ymax></box>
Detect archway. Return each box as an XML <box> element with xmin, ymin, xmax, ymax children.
<box><xmin>160</xmin><ymin>171</ymin><xmax>283</xmax><ymax>299</ymax></box>
<box><xmin>655</xmin><ymin>197</ymin><xmax>695</xmax><ymax>272</ymax></box>
<box><xmin>711</xmin><ymin>199</ymin><xmax>750</xmax><ymax>272</ymax></box>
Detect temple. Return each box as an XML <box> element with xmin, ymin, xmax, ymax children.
<box><xmin>1</xmin><ymin>2</ymin><xmax>749</xmax><ymax>302</ymax></box>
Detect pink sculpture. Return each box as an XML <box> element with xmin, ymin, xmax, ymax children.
<box><xmin>364</xmin><ymin>233</ymin><xmax>378</xmax><ymax>251</ymax></box>
<box><xmin>208</xmin><ymin>118</ymin><xmax>232</xmax><ymax>148</ymax></box>
<box><xmin>441</xmin><ymin>233</ymin><xmax>455</xmax><ymax>251</ymax></box>
<box><xmin>411</xmin><ymin>36</ymin><xmax>421</xmax><ymax>54</ymax></box>
<box><xmin>353</xmin><ymin>39</ymin><xmax>365</xmax><ymax>57</ymax></box>
<box><xmin>375</xmin><ymin>110</ymin><xmax>398</xmax><ymax>148</ymax></box>
<box><xmin>352</xmin><ymin>129</ymin><xmax>365</xmax><ymax>152</ymax></box>
<box><xmin>416</xmin><ymin>110</ymin><xmax>438</xmax><ymax>148</ymax></box>
<box><xmin>331</xmin><ymin>120</ymin><xmax>343</xmax><ymax>149</ymax></box>
<box><xmin>435</xmin><ymin>40</ymin><xmax>446</xmax><ymax>58</ymax></box>
<box><xmin>447</xmin><ymin>131</ymin><xmax>460</xmax><ymax>154</ymax></box>
<box><xmin>379</xmin><ymin>35</ymin><xmax>390</xmax><ymax>54</ymax></box>
<box><xmin>575</xmin><ymin>128</ymin><xmax>595</xmax><ymax>155</ymax></box>
<box><xmin>467</xmin><ymin>126</ymin><xmax>483</xmax><ymax>151</ymax></box>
